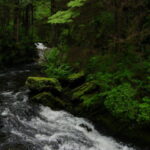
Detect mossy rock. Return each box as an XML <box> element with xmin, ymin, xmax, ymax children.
<box><xmin>68</xmin><ymin>71</ymin><xmax>85</xmax><ymax>81</ymax></box>
<box><xmin>26</xmin><ymin>77</ymin><xmax>62</xmax><ymax>92</ymax></box>
<box><xmin>31</xmin><ymin>92</ymin><xmax>70</xmax><ymax>110</ymax></box>
<box><xmin>66</xmin><ymin>71</ymin><xmax>85</xmax><ymax>88</ymax></box>
<box><xmin>72</xmin><ymin>81</ymin><xmax>98</xmax><ymax>100</ymax></box>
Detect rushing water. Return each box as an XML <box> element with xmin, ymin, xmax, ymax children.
<box><xmin>35</xmin><ymin>43</ymin><xmax>48</xmax><ymax>63</ymax></box>
<box><xmin>0</xmin><ymin>63</ymin><xmax>141</xmax><ymax>150</ymax></box>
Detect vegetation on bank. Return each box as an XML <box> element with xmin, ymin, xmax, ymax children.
<box><xmin>41</xmin><ymin>0</ymin><xmax>150</xmax><ymax>126</ymax></box>
<box><xmin>1</xmin><ymin>0</ymin><xmax>150</xmax><ymax>145</ymax></box>
<box><xmin>41</xmin><ymin>40</ymin><xmax>149</xmax><ymax>126</ymax></box>
<box><xmin>42</xmin><ymin>50</ymin><xmax>150</xmax><ymax>125</ymax></box>
<box><xmin>26</xmin><ymin>67</ymin><xmax>150</xmax><ymax>144</ymax></box>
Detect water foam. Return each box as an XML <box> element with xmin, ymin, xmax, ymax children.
<box><xmin>0</xmin><ymin>65</ymin><xmax>137</xmax><ymax>150</ymax></box>
<box><xmin>13</xmin><ymin>106</ymin><xmax>135</xmax><ymax>150</ymax></box>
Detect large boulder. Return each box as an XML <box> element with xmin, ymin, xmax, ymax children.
<box><xmin>31</xmin><ymin>92</ymin><xmax>71</xmax><ymax>110</ymax></box>
<box><xmin>68</xmin><ymin>71</ymin><xmax>85</xmax><ymax>82</ymax></box>
<box><xmin>72</xmin><ymin>81</ymin><xmax>98</xmax><ymax>100</ymax></box>
<box><xmin>26</xmin><ymin>77</ymin><xmax>62</xmax><ymax>93</ymax></box>
<box><xmin>66</xmin><ymin>71</ymin><xmax>85</xmax><ymax>88</ymax></box>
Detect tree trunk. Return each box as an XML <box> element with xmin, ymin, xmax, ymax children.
<box><xmin>14</xmin><ymin>0</ymin><xmax>20</xmax><ymax>42</ymax></box>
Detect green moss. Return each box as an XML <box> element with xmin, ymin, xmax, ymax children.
<box><xmin>68</xmin><ymin>71</ymin><xmax>85</xmax><ymax>81</ymax></box>
<box><xmin>72</xmin><ymin>81</ymin><xmax>97</xmax><ymax>99</ymax></box>
<box><xmin>104</xmin><ymin>83</ymin><xmax>139</xmax><ymax>120</ymax></box>
<box><xmin>32</xmin><ymin>92</ymin><xmax>48</xmax><ymax>102</ymax></box>
<box><xmin>26</xmin><ymin>77</ymin><xmax>62</xmax><ymax>92</ymax></box>
<box><xmin>137</xmin><ymin>101</ymin><xmax>150</xmax><ymax>123</ymax></box>
<box><xmin>31</xmin><ymin>92</ymin><xmax>67</xmax><ymax>109</ymax></box>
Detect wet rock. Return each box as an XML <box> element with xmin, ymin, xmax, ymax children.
<box><xmin>26</xmin><ymin>77</ymin><xmax>62</xmax><ymax>93</ymax></box>
<box><xmin>72</xmin><ymin>81</ymin><xmax>98</xmax><ymax>100</ymax></box>
<box><xmin>0</xmin><ymin>132</ymin><xmax>7</xmax><ymax>143</ymax></box>
<box><xmin>2</xmin><ymin>144</ymin><xmax>27</xmax><ymax>150</ymax></box>
<box><xmin>31</xmin><ymin>92</ymin><xmax>70</xmax><ymax>110</ymax></box>
<box><xmin>68</xmin><ymin>71</ymin><xmax>85</xmax><ymax>82</ymax></box>
<box><xmin>67</xmin><ymin>71</ymin><xmax>85</xmax><ymax>88</ymax></box>
<box><xmin>79</xmin><ymin>123</ymin><xmax>92</xmax><ymax>132</ymax></box>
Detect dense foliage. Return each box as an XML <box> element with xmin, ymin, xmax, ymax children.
<box><xmin>1</xmin><ymin>0</ymin><xmax>150</xmax><ymax>128</ymax></box>
<box><xmin>0</xmin><ymin>0</ymin><xmax>51</xmax><ymax>66</ymax></box>
<box><xmin>43</xmin><ymin>0</ymin><xmax>150</xmax><ymax>125</ymax></box>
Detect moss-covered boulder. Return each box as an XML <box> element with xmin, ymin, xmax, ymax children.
<box><xmin>26</xmin><ymin>77</ymin><xmax>62</xmax><ymax>93</ymax></box>
<box><xmin>31</xmin><ymin>92</ymin><xmax>70</xmax><ymax>110</ymax></box>
<box><xmin>68</xmin><ymin>71</ymin><xmax>85</xmax><ymax>81</ymax></box>
<box><xmin>66</xmin><ymin>71</ymin><xmax>85</xmax><ymax>88</ymax></box>
<box><xmin>72</xmin><ymin>81</ymin><xmax>98</xmax><ymax>100</ymax></box>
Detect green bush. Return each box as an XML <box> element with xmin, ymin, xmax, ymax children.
<box><xmin>86</xmin><ymin>55</ymin><xmax>116</xmax><ymax>73</ymax></box>
<box><xmin>137</xmin><ymin>97</ymin><xmax>150</xmax><ymax>124</ymax></box>
<box><xmin>104</xmin><ymin>83</ymin><xmax>139</xmax><ymax>120</ymax></box>
<box><xmin>81</xmin><ymin>93</ymin><xmax>102</xmax><ymax>107</ymax></box>
<box><xmin>87</xmin><ymin>72</ymin><xmax>113</xmax><ymax>91</ymax></box>
<box><xmin>44</xmin><ymin>47</ymin><xmax>72</xmax><ymax>78</ymax></box>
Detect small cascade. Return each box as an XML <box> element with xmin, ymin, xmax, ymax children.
<box><xmin>35</xmin><ymin>43</ymin><xmax>49</xmax><ymax>63</ymax></box>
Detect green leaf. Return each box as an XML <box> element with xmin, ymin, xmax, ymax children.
<box><xmin>48</xmin><ymin>9</ymin><xmax>80</xmax><ymax>24</ymax></box>
<box><xmin>67</xmin><ymin>0</ymin><xmax>87</xmax><ymax>8</ymax></box>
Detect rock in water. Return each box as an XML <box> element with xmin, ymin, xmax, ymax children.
<box><xmin>26</xmin><ymin>77</ymin><xmax>62</xmax><ymax>93</ymax></box>
<box><xmin>31</xmin><ymin>92</ymin><xmax>68</xmax><ymax>110</ymax></box>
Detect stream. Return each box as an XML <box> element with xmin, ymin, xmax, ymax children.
<box><xmin>0</xmin><ymin>63</ymin><xmax>143</xmax><ymax>150</ymax></box>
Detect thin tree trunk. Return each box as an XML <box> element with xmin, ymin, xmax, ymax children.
<box><xmin>14</xmin><ymin>0</ymin><xmax>20</xmax><ymax>42</ymax></box>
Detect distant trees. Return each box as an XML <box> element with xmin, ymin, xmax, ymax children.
<box><xmin>0</xmin><ymin>0</ymin><xmax>33</xmax><ymax>42</ymax></box>
<box><xmin>0</xmin><ymin>0</ymin><xmax>38</xmax><ymax>66</ymax></box>
<box><xmin>48</xmin><ymin>0</ymin><xmax>150</xmax><ymax>56</ymax></box>
<box><xmin>0</xmin><ymin>0</ymin><xmax>149</xmax><ymax>65</ymax></box>
<box><xmin>43</xmin><ymin>0</ymin><xmax>150</xmax><ymax>126</ymax></box>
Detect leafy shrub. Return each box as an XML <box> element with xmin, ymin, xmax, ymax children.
<box><xmin>104</xmin><ymin>83</ymin><xmax>139</xmax><ymax>120</ymax></box>
<box><xmin>86</xmin><ymin>54</ymin><xmax>117</xmax><ymax>74</ymax></box>
<box><xmin>87</xmin><ymin>72</ymin><xmax>113</xmax><ymax>91</ymax></box>
<box><xmin>44</xmin><ymin>47</ymin><xmax>60</xmax><ymax>64</ymax></box>
<box><xmin>137</xmin><ymin>97</ymin><xmax>150</xmax><ymax>124</ymax></box>
<box><xmin>44</xmin><ymin>47</ymin><xmax>72</xmax><ymax>78</ymax></box>
<box><xmin>48</xmin><ymin>9</ymin><xmax>80</xmax><ymax>24</ymax></box>
<box><xmin>45</xmin><ymin>63</ymin><xmax>72</xmax><ymax>79</ymax></box>
<box><xmin>68</xmin><ymin>0</ymin><xmax>87</xmax><ymax>8</ymax></box>
<box><xmin>113</xmin><ymin>69</ymin><xmax>135</xmax><ymax>82</ymax></box>
<box><xmin>81</xmin><ymin>93</ymin><xmax>102</xmax><ymax>107</ymax></box>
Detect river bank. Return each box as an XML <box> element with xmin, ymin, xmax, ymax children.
<box><xmin>0</xmin><ymin>63</ymin><xmax>140</xmax><ymax>150</ymax></box>
<box><xmin>26</xmin><ymin>72</ymin><xmax>150</xmax><ymax>149</ymax></box>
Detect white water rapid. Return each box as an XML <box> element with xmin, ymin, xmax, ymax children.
<box><xmin>0</xmin><ymin>64</ymin><xmax>139</xmax><ymax>150</ymax></box>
